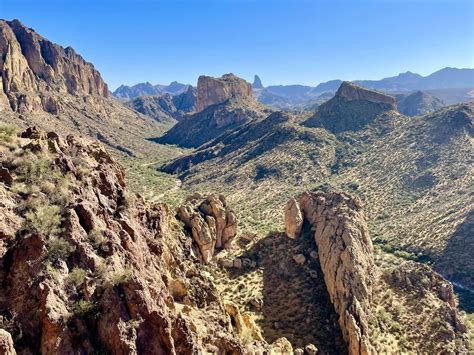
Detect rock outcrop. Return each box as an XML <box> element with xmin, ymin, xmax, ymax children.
<box><xmin>285</xmin><ymin>190</ymin><xmax>469</xmax><ymax>354</ymax></box>
<box><xmin>196</xmin><ymin>73</ymin><xmax>252</xmax><ymax>112</ymax></box>
<box><xmin>177</xmin><ymin>193</ymin><xmax>237</xmax><ymax>263</ymax></box>
<box><xmin>284</xmin><ymin>197</ymin><xmax>303</xmax><ymax>239</ymax></box>
<box><xmin>252</xmin><ymin>75</ymin><xmax>263</xmax><ymax>89</ymax></box>
<box><xmin>286</xmin><ymin>191</ymin><xmax>375</xmax><ymax>355</ymax></box>
<box><xmin>0</xmin><ymin>330</ymin><xmax>15</xmax><ymax>355</ymax></box>
<box><xmin>154</xmin><ymin>83</ymin><xmax>268</xmax><ymax>148</ymax></box>
<box><xmin>304</xmin><ymin>82</ymin><xmax>397</xmax><ymax>133</ymax></box>
<box><xmin>0</xmin><ymin>19</ymin><xmax>108</xmax><ymax>113</ymax></box>
<box><xmin>336</xmin><ymin>81</ymin><xmax>396</xmax><ymax>109</ymax></box>
<box><xmin>0</xmin><ymin>128</ymin><xmax>264</xmax><ymax>353</ymax></box>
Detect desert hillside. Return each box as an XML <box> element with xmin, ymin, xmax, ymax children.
<box><xmin>0</xmin><ymin>17</ymin><xmax>472</xmax><ymax>354</ymax></box>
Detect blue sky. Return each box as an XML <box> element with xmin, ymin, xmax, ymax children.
<box><xmin>2</xmin><ymin>0</ymin><xmax>473</xmax><ymax>90</ymax></box>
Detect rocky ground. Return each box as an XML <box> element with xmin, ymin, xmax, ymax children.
<box><xmin>0</xmin><ymin>126</ymin><xmax>468</xmax><ymax>353</ymax></box>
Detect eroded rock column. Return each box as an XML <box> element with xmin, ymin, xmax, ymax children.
<box><xmin>286</xmin><ymin>191</ymin><xmax>375</xmax><ymax>355</ymax></box>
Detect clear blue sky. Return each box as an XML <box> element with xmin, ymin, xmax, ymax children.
<box><xmin>2</xmin><ymin>0</ymin><xmax>473</xmax><ymax>90</ymax></box>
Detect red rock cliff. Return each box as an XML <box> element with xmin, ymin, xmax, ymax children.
<box><xmin>196</xmin><ymin>73</ymin><xmax>252</xmax><ymax>112</ymax></box>
<box><xmin>0</xmin><ymin>19</ymin><xmax>108</xmax><ymax>113</ymax></box>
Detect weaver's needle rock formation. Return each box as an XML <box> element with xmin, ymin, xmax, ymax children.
<box><xmin>252</xmin><ymin>75</ymin><xmax>264</xmax><ymax>89</ymax></box>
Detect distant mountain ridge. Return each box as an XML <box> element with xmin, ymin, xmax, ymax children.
<box><xmin>114</xmin><ymin>67</ymin><xmax>473</xmax><ymax>110</ymax></box>
<box><xmin>254</xmin><ymin>67</ymin><xmax>474</xmax><ymax>110</ymax></box>
<box><xmin>113</xmin><ymin>81</ymin><xmax>190</xmax><ymax>100</ymax></box>
<box><xmin>125</xmin><ymin>86</ymin><xmax>197</xmax><ymax>122</ymax></box>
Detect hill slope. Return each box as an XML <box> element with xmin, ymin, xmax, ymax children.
<box><xmin>397</xmin><ymin>91</ymin><xmax>445</xmax><ymax>116</ymax></box>
<box><xmin>0</xmin><ymin>19</ymin><xmax>168</xmax><ymax>158</ymax></box>
<box><xmin>161</xmin><ymin>83</ymin><xmax>473</xmax><ymax>291</ymax></box>
<box><xmin>125</xmin><ymin>87</ymin><xmax>196</xmax><ymax>123</ymax></box>
<box><xmin>304</xmin><ymin>81</ymin><xmax>398</xmax><ymax>133</ymax></box>
<box><xmin>333</xmin><ymin>103</ymin><xmax>473</xmax><ymax>288</ymax></box>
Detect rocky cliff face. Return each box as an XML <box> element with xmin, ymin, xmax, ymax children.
<box><xmin>196</xmin><ymin>73</ymin><xmax>253</xmax><ymax>112</ymax></box>
<box><xmin>0</xmin><ymin>127</ymin><xmax>279</xmax><ymax>354</ymax></box>
<box><xmin>0</xmin><ymin>19</ymin><xmax>108</xmax><ymax>113</ymax></box>
<box><xmin>336</xmin><ymin>82</ymin><xmax>396</xmax><ymax>108</ymax></box>
<box><xmin>286</xmin><ymin>191</ymin><xmax>375</xmax><ymax>355</ymax></box>
<box><xmin>0</xmin><ymin>20</ymin><xmax>167</xmax><ymax>159</ymax></box>
<box><xmin>285</xmin><ymin>191</ymin><xmax>469</xmax><ymax>354</ymax></box>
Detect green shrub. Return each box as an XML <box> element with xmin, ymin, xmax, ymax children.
<box><xmin>72</xmin><ymin>300</ymin><xmax>97</xmax><ymax>317</ymax></box>
<box><xmin>88</xmin><ymin>229</ymin><xmax>106</xmax><ymax>249</ymax></box>
<box><xmin>17</xmin><ymin>155</ymin><xmax>52</xmax><ymax>185</ymax></box>
<box><xmin>46</xmin><ymin>237</ymin><xmax>75</xmax><ymax>261</ymax></box>
<box><xmin>110</xmin><ymin>268</ymin><xmax>133</xmax><ymax>285</ymax></box>
<box><xmin>0</xmin><ymin>123</ymin><xmax>17</xmax><ymax>143</ymax></box>
<box><xmin>24</xmin><ymin>203</ymin><xmax>62</xmax><ymax>237</ymax></box>
<box><xmin>68</xmin><ymin>267</ymin><xmax>87</xmax><ymax>287</ymax></box>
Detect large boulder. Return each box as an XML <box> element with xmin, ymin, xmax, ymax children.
<box><xmin>284</xmin><ymin>197</ymin><xmax>303</xmax><ymax>239</ymax></box>
<box><xmin>177</xmin><ymin>193</ymin><xmax>237</xmax><ymax>263</ymax></box>
<box><xmin>0</xmin><ymin>330</ymin><xmax>15</xmax><ymax>355</ymax></box>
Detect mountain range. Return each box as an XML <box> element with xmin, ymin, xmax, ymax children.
<box><xmin>113</xmin><ymin>81</ymin><xmax>191</xmax><ymax>100</ymax></box>
<box><xmin>0</xmin><ymin>18</ymin><xmax>472</xmax><ymax>354</ymax></box>
<box><xmin>115</xmin><ymin>67</ymin><xmax>474</xmax><ymax>111</ymax></box>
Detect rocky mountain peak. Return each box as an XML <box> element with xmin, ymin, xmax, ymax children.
<box><xmin>0</xmin><ymin>19</ymin><xmax>108</xmax><ymax>113</ymax></box>
<box><xmin>336</xmin><ymin>81</ymin><xmax>396</xmax><ymax>109</ymax></box>
<box><xmin>196</xmin><ymin>73</ymin><xmax>253</xmax><ymax>111</ymax></box>
<box><xmin>252</xmin><ymin>74</ymin><xmax>263</xmax><ymax>89</ymax></box>
<box><xmin>304</xmin><ymin>82</ymin><xmax>398</xmax><ymax>133</ymax></box>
